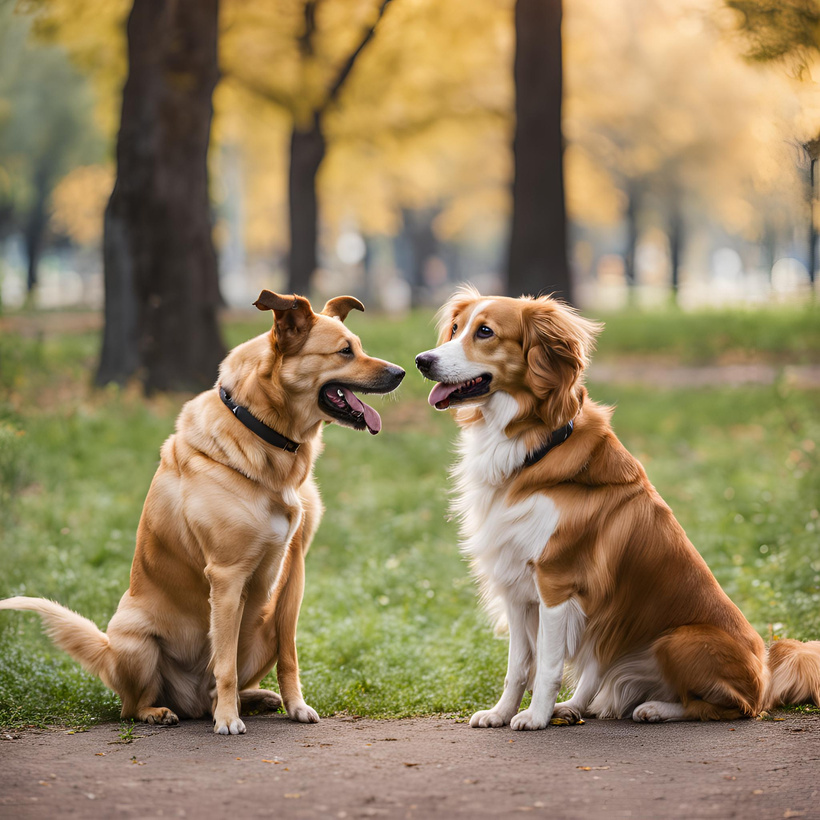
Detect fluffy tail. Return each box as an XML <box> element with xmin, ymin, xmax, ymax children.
<box><xmin>0</xmin><ymin>596</ymin><xmax>114</xmax><ymax>686</ymax></box>
<box><xmin>764</xmin><ymin>639</ymin><xmax>820</xmax><ymax>710</ymax></box>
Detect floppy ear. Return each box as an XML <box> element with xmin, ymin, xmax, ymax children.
<box><xmin>522</xmin><ymin>299</ymin><xmax>603</xmax><ymax>430</ymax></box>
<box><xmin>321</xmin><ymin>296</ymin><xmax>365</xmax><ymax>322</ymax></box>
<box><xmin>253</xmin><ymin>289</ymin><xmax>316</xmax><ymax>354</ymax></box>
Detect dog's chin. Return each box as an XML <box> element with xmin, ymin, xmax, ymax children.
<box><xmin>428</xmin><ymin>374</ymin><xmax>493</xmax><ymax>411</ymax></box>
<box><xmin>318</xmin><ymin>382</ymin><xmax>382</xmax><ymax>435</ymax></box>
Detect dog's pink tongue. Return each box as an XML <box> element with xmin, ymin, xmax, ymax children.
<box><xmin>428</xmin><ymin>382</ymin><xmax>458</xmax><ymax>409</ymax></box>
<box><xmin>340</xmin><ymin>387</ymin><xmax>382</xmax><ymax>435</ymax></box>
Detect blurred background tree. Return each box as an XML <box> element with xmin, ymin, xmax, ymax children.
<box><xmin>222</xmin><ymin>0</ymin><xmax>394</xmax><ymax>296</ymax></box>
<box><xmin>2</xmin><ymin>0</ymin><xmax>819</xmax><ymax>388</ymax></box>
<box><xmin>727</xmin><ymin>0</ymin><xmax>820</xmax><ymax>288</ymax></box>
<box><xmin>96</xmin><ymin>0</ymin><xmax>225</xmax><ymax>392</ymax></box>
<box><xmin>0</xmin><ymin>0</ymin><xmax>102</xmax><ymax>301</ymax></box>
<box><xmin>507</xmin><ymin>0</ymin><xmax>572</xmax><ymax>302</ymax></box>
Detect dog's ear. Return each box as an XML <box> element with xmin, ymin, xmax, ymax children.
<box><xmin>254</xmin><ymin>290</ymin><xmax>316</xmax><ymax>354</ymax></box>
<box><xmin>435</xmin><ymin>284</ymin><xmax>482</xmax><ymax>345</ymax></box>
<box><xmin>321</xmin><ymin>296</ymin><xmax>365</xmax><ymax>322</ymax></box>
<box><xmin>522</xmin><ymin>299</ymin><xmax>603</xmax><ymax>430</ymax></box>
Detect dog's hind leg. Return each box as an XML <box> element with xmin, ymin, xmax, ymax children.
<box><xmin>645</xmin><ymin>623</ymin><xmax>765</xmax><ymax>722</ymax></box>
<box><xmin>633</xmin><ymin>699</ymin><xmax>742</xmax><ymax>722</ymax></box>
<box><xmin>111</xmin><ymin>630</ymin><xmax>179</xmax><ymax>726</ymax></box>
<box><xmin>239</xmin><ymin>688</ymin><xmax>282</xmax><ymax>715</ymax></box>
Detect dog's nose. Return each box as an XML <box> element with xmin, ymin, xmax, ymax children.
<box><xmin>415</xmin><ymin>353</ymin><xmax>434</xmax><ymax>375</ymax></box>
<box><xmin>388</xmin><ymin>365</ymin><xmax>406</xmax><ymax>387</ymax></box>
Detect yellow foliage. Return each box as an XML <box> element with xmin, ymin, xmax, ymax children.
<box><xmin>50</xmin><ymin>164</ymin><xmax>114</xmax><ymax>245</ymax></box>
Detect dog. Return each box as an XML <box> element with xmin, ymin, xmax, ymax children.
<box><xmin>416</xmin><ymin>286</ymin><xmax>820</xmax><ymax>728</ymax></box>
<box><xmin>0</xmin><ymin>291</ymin><xmax>404</xmax><ymax>735</ymax></box>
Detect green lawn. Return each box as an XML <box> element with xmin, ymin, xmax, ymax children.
<box><xmin>0</xmin><ymin>307</ymin><xmax>818</xmax><ymax>727</ymax></box>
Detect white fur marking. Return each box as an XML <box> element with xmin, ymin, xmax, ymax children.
<box><xmin>632</xmin><ymin>701</ymin><xmax>687</xmax><ymax>723</ymax></box>
<box><xmin>421</xmin><ymin>300</ymin><xmax>493</xmax><ymax>383</ymax></box>
<box><xmin>510</xmin><ymin>600</ymin><xmax>569</xmax><ymax>730</ymax></box>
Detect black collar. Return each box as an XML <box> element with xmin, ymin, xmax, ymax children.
<box><xmin>523</xmin><ymin>419</ymin><xmax>574</xmax><ymax>468</ymax></box>
<box><xmin>219</xmin><ymin>385</ymin><xmax>300</xmax><ymax>453</ymax></box>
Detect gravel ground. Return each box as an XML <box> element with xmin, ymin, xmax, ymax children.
<box><xmin>2</xmin><ymin>713</ymin><xmax>819</xmax><ymax>819</ymax></box>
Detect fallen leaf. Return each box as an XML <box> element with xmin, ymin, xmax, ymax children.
<box><xmin>284</xmin><ymin>793</ymin><xmax>301</xmax><ymax>799</ymax></box>
<box><xmin>463</xmin><ymin>779</ymin><xmax>478</xmax><ymax>785</ymax></box>
<box><xmin>577</xmin><ymin>766</ymin><xmax>610</xmax><ymax>771</ymax></box>
<box><xmin>261</xmin><ymin>759</ymin><xmax>274</xmax><ymax>763</ymax></box>
<box><xmin>403</xmin><ymin>762</ymin><xmax>421</xmax><ymax>767</ymax></box>
<box><xmin>95</xmin><ymin>753</ymin><xmax>105</xmax><ymax>757</ymax></box>
<box><xmin>752</xmin><ymin>790</ymin><xmax>764</xmax><ymax>795</ymax></box>
<box><xmin>550</xmin><ymin>718</ymin><xmax>570</xmax><ymax>726</ymax></box>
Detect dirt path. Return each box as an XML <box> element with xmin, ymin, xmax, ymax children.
<box><xmin>2</xmin><ymin>713</ymin><xmax>819</xmax><ymax>819</ymax></box>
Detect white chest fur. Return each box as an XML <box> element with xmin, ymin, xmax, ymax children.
<box><xmin>452</xmin><ymin>393</ymin><xmax>560</xmax><ymax>610</ymax></box>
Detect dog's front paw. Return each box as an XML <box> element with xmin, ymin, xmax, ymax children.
<box><xmin>287</xmin><ymin>702</ymin><xmax>320</xmax><ymax>724</ymax></box>
<box><xmin>511</xmin><ymin>709</ymin><xmax>549</xmax><ymax>731</ymax></box>
<box><xmin>213</xmin><ymin>714</ymin><xmax>247</xmax><ymax>735</ymax></box>
<box><xmin>469</xmin><ymin>709</ymin><xmax>510</xmax><ymax>728</ymax></box>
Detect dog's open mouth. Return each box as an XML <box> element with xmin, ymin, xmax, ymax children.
<box><xmin>428</xmin><ymin>374</ymin><xmax>492</xmax><ymax>410</ymax></box>
<box><xmin>319</xmin><ymin>383</ymin><xmax>382</xmax><ymax>435</ymax></box>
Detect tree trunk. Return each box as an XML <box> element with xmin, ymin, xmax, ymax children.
<box><xmin>97</xmin><ymin>0</ymin><xmax>224</xmax><ymax>393</ymax></box>
<box><xmin>669</xmin><ymin>204</ymin><xmax>683</xmax><ymax>299</ymax></box>
<box><xmin>24</xmin><ymin>184</ymin><xmax>48</xmax><ymax>294</ymax></box>
<box><xmin>287</xmin><ymin>115</ymin><xmax>326</xmax><ymax>295</ymax></box>
<box><xmin>506</xmin><ymin>0</ymin><xmax>572</xmax><ymax>303</ymax></box>
<box><xmin>624</xmin><ymin>184</ymin><xmax>640</xmax><ymax>291</ymax></box>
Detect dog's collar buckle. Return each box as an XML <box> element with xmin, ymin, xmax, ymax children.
<box><xmin>523</xmin><ymin>419</ymin><xmax>574</xmax><ymax>469</ymax></box>
<box><xmin>218</xmin><ymin>385</ymin><xmax>301</xmax><ymax>453</ymax></box>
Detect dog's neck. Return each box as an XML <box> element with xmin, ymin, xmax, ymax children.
<box><xmin>220</xmin><ymin>337</ymin><xmax>323</xmax><ymax>447</ymax></box>
<box><xmin>454</xmin><ymin>390</ymin><xmax>581</xmax><ymax>486</ymax></box>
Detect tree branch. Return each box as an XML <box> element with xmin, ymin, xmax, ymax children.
<box><xmin>222</xmin><ymin>68</ymin><xmax>296</xmax><ymax>114</ymax></box>
<box><xmin>320</xmin><ymin>0</ymin><xmax>393</xmax><ymax>113</ymax></box>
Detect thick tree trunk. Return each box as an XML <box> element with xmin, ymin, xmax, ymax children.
<box><xmin>506</xmin><ymin>0</ymin><xmax>572</xmax><ymax>303</ymax></box>
<box><xmin>287</xmin><ymin>116</ymin><xmax>326</xmax><ymax>295</ymax></box>
<box><xmin>97</xmin><ymin>0</ymin><xmax>225</xmax><ymax>393</ymax></box>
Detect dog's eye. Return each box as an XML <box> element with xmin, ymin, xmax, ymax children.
<box><xmin>338</xmin><ymin>345</ymin><xmax>353</xmax><ymax>357</ymax></box>
<box><xmin>451</xmin><ymin>323</ymin><xmax>458</xmax><ymax>338</ymax></box>
<box><xmin>476</xmin><ymin>325</ymin><xmax>494</xmax><ymax>339</ymax></box>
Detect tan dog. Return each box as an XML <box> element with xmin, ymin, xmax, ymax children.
<box><xmin>416</xmin><ymin>287</ymin><xmax>819</xmax><ymax>728</ymax></box>
<box><xmin>0</xmin><ymin>291</ymin><xmax>404</xmax><ymax>735</ymax></box>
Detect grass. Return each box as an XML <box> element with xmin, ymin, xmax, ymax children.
<box><xmin>0</xmin><ymin>307</ymin><xmax>818</xmax><ymax>728</ymax></box>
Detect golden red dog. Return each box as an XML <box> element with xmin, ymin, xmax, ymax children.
<box><xmin>416</xmin><ymin>286</ymin><xmax>820</xmax><ymax>728</ymax></box>
<box><xmin>0</xmin><ymin>291</ymin><xmax>404</xmax><ymax>734</ymax></box>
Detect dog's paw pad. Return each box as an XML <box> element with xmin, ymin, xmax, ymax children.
<box><xmin>469</xmin><ymin>710</ymin><xmax>509</xmax><ymax>728</ymax></box>
<box><xmin>143</xmin><ymin>707</ymin><xmax>179</xmax><ymax>726</ymax></box>
<box><xmin>551</xmin><ymin>703</ymin><xmax>583</xmax><ymax>724</ymax></box>
<box><xmin>511</xmin><ymin>709</ymin><xmax>548</xmax><ymax>731</ymax></box>
<box><xmin>214</xmin><ymin>717</ymin><xmax>246</xmax><ymax>735</ymax></box>
<box><xmin>289</xmin><ymin>704</ymin><xmax>319</xmax><ymax>724</ymax></box>
<box><xmin>632</xmin><ymin>703</ymin><xmax>665</xmax><ymax>723</ymax></box>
